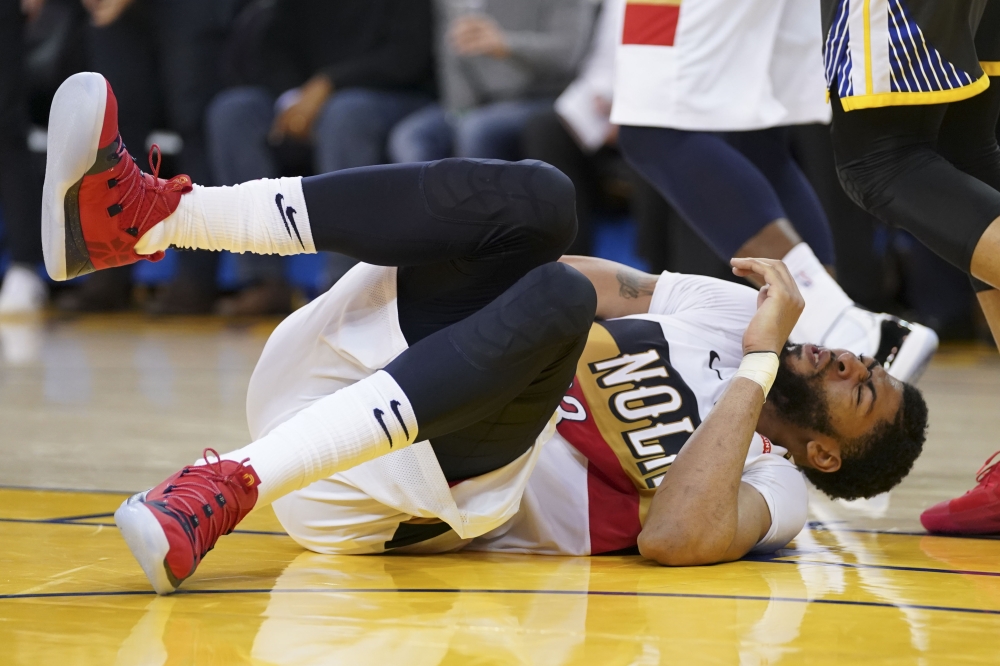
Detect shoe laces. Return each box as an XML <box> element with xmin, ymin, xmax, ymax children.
<box><xmin>114</xmin><ymin>139</ymin><xmax>189</xmax><ymax>237</ymax></box>
<box><xmin>974</xmin><ymin>451</ymin><xmax>1000</xmax><ymax>490</ymax></box>
<box><xmin>158</xmin><ymin>448</ymin><xmax>253</xmax><ymax>559</ymax></box>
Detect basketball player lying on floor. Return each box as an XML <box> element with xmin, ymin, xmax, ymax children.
<box><xmin>43</xmin><ymin>74</ymin><xmax>929</xmax><ymax>595</ymax></box>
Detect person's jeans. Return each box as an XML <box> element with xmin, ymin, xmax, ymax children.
<box><xmin>206</xmin><ymin>85</ymin><xmax>431</xmax><ymax>283</ymax></box>
<box><xmin>389</xmin><ymin>99</ymin><xmax>553</xmax><ymax>163</ymax></box>
<box><xmin>88</xmin><ymin>0</ymin><xmax>228</xmax><ymax>292</ymax></box>
<box><xmin>0</xmin><ymin>0</ymin><xmax>42</xmax><ymax>267</ymax></box>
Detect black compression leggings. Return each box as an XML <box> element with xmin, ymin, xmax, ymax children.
<box><xmin>830</xmin><ymin>79</ymin><xmax>1000</xmax><ymax>292</ymax></box>
<box><xmin>300</xmin><ymin>159</ymin><xmax>596</xmax><ymax>479</ymax></box>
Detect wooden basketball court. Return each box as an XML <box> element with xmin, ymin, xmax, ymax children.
<box><xmin>2</xmin><ymin>315</ymin><xmax>999</xmax><ymax>664</ymax></box>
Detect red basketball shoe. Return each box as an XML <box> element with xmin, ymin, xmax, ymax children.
<box><xmin>921</xmin><ymin>452</ymin><xmax>1000</xmax><ymax>535</ymax></box>
<box><xmin>42</xmin><ymin>72</ymin><xmax>192</xmax><ymax>281</ymax></box>
<box><xmin>114</xmin><ymin>449</ymin><xmax>260</xmax><ymax>595</ymax></box>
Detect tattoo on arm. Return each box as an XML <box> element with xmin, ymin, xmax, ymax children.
<box><xmin>616</xmin><ymin>268</ymin><xmax>657</xmax><ymax>300</ymax></box>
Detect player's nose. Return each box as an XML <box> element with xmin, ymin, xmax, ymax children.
<box><xmin>833</xmin><ymin>350</ymin><xmax>867</xmax><ymax>380</ymax></box>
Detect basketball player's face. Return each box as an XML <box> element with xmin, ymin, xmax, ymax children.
<box><xmin>775</xmin><ymin>344</ymin><xmax>904</xmax><ymax>442</ymax></box>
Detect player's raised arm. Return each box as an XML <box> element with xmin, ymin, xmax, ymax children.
<box><xmin>559</xmin><ymin>255</ymin><xmax>658</xmax><ymax>319</ymax></box>
<box><xmin>637</xmin><ymin>258</ymin><xmax>804</xmax><ymax>567</ymax></box>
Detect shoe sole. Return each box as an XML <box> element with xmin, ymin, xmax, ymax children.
<box><xmin>886</xmin><ymin>323</ymin><xmax>939</xmax><ymax>384</ymax></box>
<box><xmin>114</xmin><ymin>491</ymin><xmax>178</xmax><ymax>595</ymax></box>
<box><xmin>42</xmin><ymin>72</ymin><xmax>108</xmax><ymax>282</ymax></box>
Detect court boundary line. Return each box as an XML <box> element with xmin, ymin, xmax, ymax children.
<box><xmin>756</xmin><ymin>556</ymin><xmax>1000</xmax><ymax>578</ymax></box>
<box><xmin>1</xmin><ymin>587</ymin><xmax>999</xmax><ymax>617</ymax></box>
<box><xmin>0</xmin><ymin>516</ymin><xmax>287</xmax><ymax>537</ymax></box>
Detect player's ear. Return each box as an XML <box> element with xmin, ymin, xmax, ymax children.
<box><xmin>806</xmin><ymin>437</ymin><xmax>842</xmax><ymax>473</ymax></box>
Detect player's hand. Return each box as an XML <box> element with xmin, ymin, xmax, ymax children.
<box><xmin>449</xmin><ymin>15</ymin><xmax>510</xmax><ymax>59</ymax></box>
<box><xmin>82</xmin><ymin>0</ymin><xmax>134</xmax><ymax>27</ymax></box>
<box><xmin>731</xmin><ymin>257</ymin><xmax>804</xmax><ymax>355</ymax></box>
<box><xmin>269</xmin><ymin>74</ymin><xmax>333</xmax><ymax>144</ymax></box>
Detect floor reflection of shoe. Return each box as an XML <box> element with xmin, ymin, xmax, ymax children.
<box><xmin>42</xmin><ymin>72</ymin><xmax>191</xmax><ymax>281</ymax></box>
<box><xmin>144</xmin><ymin>277</ymin><xmax>216</xmax><ymax>316</ymax></box>
<box><xmin>822</xmin><ymin>306</ymin><xmax>939</xmax><ymax>383</ymax></box>
<box><xmin>114</xmin><ymin>449</ymin><xmax>260</xmax><ymax>595</ymax></box>
<box><xmin>54</xmin><ymin>266</ymin><xmax>133</xmax><ymax>313</ymax></box>
<box><xmin>0</xmin><ymin>265</ymin><xmax>48</xmax><ymax>315</ymax></box>
<box><xmin>215</xmin><ymin>281</ymin><xmax>293</xmax><ymax>317</ymax></box>
<box><xmin>0</xmin><ymin>321</ymin><xmax>44</xmax><ymax>366</ymax></box>
<box><xmin>921</xmin><ymin>452</ymin><xmax>1000</xmax><ymax>535</ymax></box>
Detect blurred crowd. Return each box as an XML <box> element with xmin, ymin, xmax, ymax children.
<box><xmin>0</xmin><ymin>0</ymin><xmax>994</xmax><ymax>340</ymax></box>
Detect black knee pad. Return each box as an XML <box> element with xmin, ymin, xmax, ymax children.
<box><xmin>523</xmin><ymin>262</ymin><xmax>597</xmax><ymax>338</ymax></box>
<box><xmin>446</xmin><ymin>262</ymin><xmax>595</xmax><ymax>371</ymax></box>
<box><xmin>421</xmin><ymin>158</ymin><xmax>578</xmax><ymax>256</ymax></box>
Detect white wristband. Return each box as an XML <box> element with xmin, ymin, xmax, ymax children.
<box><xmin>734</xmin><ymin>351</ymin><xmax>780</xmax><ymax>399</ymax></box>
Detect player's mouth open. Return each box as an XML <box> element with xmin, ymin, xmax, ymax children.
<box><xmin>805</xmin><ymin>344</ymin><xmax>824</xmax><ymax>368</ymax></box>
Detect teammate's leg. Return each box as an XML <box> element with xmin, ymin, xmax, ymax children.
<box><xmin>722</xmin><ymin>127</ymin><xmax>836</xmax><ymax>265</ymax></box>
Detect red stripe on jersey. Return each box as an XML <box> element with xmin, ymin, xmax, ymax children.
<box><xmin>557</xmin><ymin>381</ymin><xmax>642</xmax><ymax>554</ymax></box>
<box><xmin>621</xmin><ymin>3</ymin><xmax>681</xmax><ymax>47</ymax></box>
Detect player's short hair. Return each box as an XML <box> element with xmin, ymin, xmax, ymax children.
<box><xmin>804</xmin><ymin>382</ymin><xmax>928</xmax><ymax>501</ymax></box>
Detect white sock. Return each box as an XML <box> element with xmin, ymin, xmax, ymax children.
<box><xmin>783</xmin><ymin>243</ymin><xmax>854</xmax><ymax>344</ymax></box>
<box><xmin>214</xmin><ymin>371</ymin><xmax>418</xmax><ymax>508</ymax></box>
<box><xmin>134</xmin><ymin>177</ymin><xmax>316</xmax><ymax>256</ymax></box>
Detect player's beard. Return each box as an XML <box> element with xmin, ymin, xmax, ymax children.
<box><xmin>769</xmin><ymin>344</ymin><xmax>836</xmax><ymax>438</ymax></box>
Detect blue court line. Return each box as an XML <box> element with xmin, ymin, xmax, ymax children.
<box><xmin>757</xmin><ymin>557</ymin><xmax>1000</xmax><ymax>578</ymax></box>
<box><xmin>0</xmin><ymin>516</ymin><xmax>287</xmax><ymax>537</ymax></box>
<box><xmin>49</xmin><ymin>512</ymin><xmax>115</xmax><ymax>522</ymax></box>
<box><xmin>2</xmin><ymin>587</ymin><xmax>1000</xmax><ymax>617</ymax></box>
<box><xmin>0</xmin><ymin>483</ymin><xmax>134</xmax><ymax>495</ymax></box>
<box><xmin>807</xmin><ymin>523</ymin><xmax>1000</xmax><ymax>541</ymax></box>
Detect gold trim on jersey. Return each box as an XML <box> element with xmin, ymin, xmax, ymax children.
<box><xmin>574</xmin><ymin>324</ymin><xmax>695</xmax><ymax>509</ymax></box>
<box><xmin>838</xmin><ymin>73</ymin><xmax>990</xmax><ymax>110</ymax></box>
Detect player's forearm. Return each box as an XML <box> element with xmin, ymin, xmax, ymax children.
<box><xmin>637</xmin><ymin>378</ymin><xmax>764</xmax><ymax>566</ymax></box>
<box><xmin>558</xmin><ymin>256</ymin><xmax>657</xmax><ymax>319</ymax></box>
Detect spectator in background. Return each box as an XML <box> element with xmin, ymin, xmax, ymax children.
<box><xmin>518</xmin><ymin>0</ymin><xmax>620</xmax><ymax>257</ymax></box>
<box><xmin>205</xmin><ymin>0</ymin><xmax>434</xmax><ymax>316</ymax></box>
<box><xmin>389</xmin><ymin>0</ymin><xmax>593</xmax><ymax>164</ymax></box>
<box><xmin>55</xmin><ymin>0</ymin><xmax>229</xmax><ymax>313</ymax></box>
<box><xmin>0</xmin><ymin>0</ymin><xmax>47</xmax><ymax>315</ymax></box>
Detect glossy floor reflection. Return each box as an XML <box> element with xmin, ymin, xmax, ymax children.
<box><xmin>2</xmin><ymin>316</ymin><xmax>1000</xmax><ymax>664</ymax></box>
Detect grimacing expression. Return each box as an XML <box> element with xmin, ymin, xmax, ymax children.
<box><xmin>773</xmin><ymin>343</ymin><xmax>904</xmax><ymax>446</ymax></box>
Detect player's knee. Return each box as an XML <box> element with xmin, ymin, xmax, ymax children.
<box><xmin>529</xmin><ymin>262</ymin><xmax>597</xmax><ymax>337</ymax></box>
<box><xmin>421</xmin><ymin>158</ymin><xmax>578</xmax><ymax>255</ymax></box>
<box><xmin>520</xmin><ymin>161</ymin><xmax>578</xmax><ymax>255</ymax></box>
